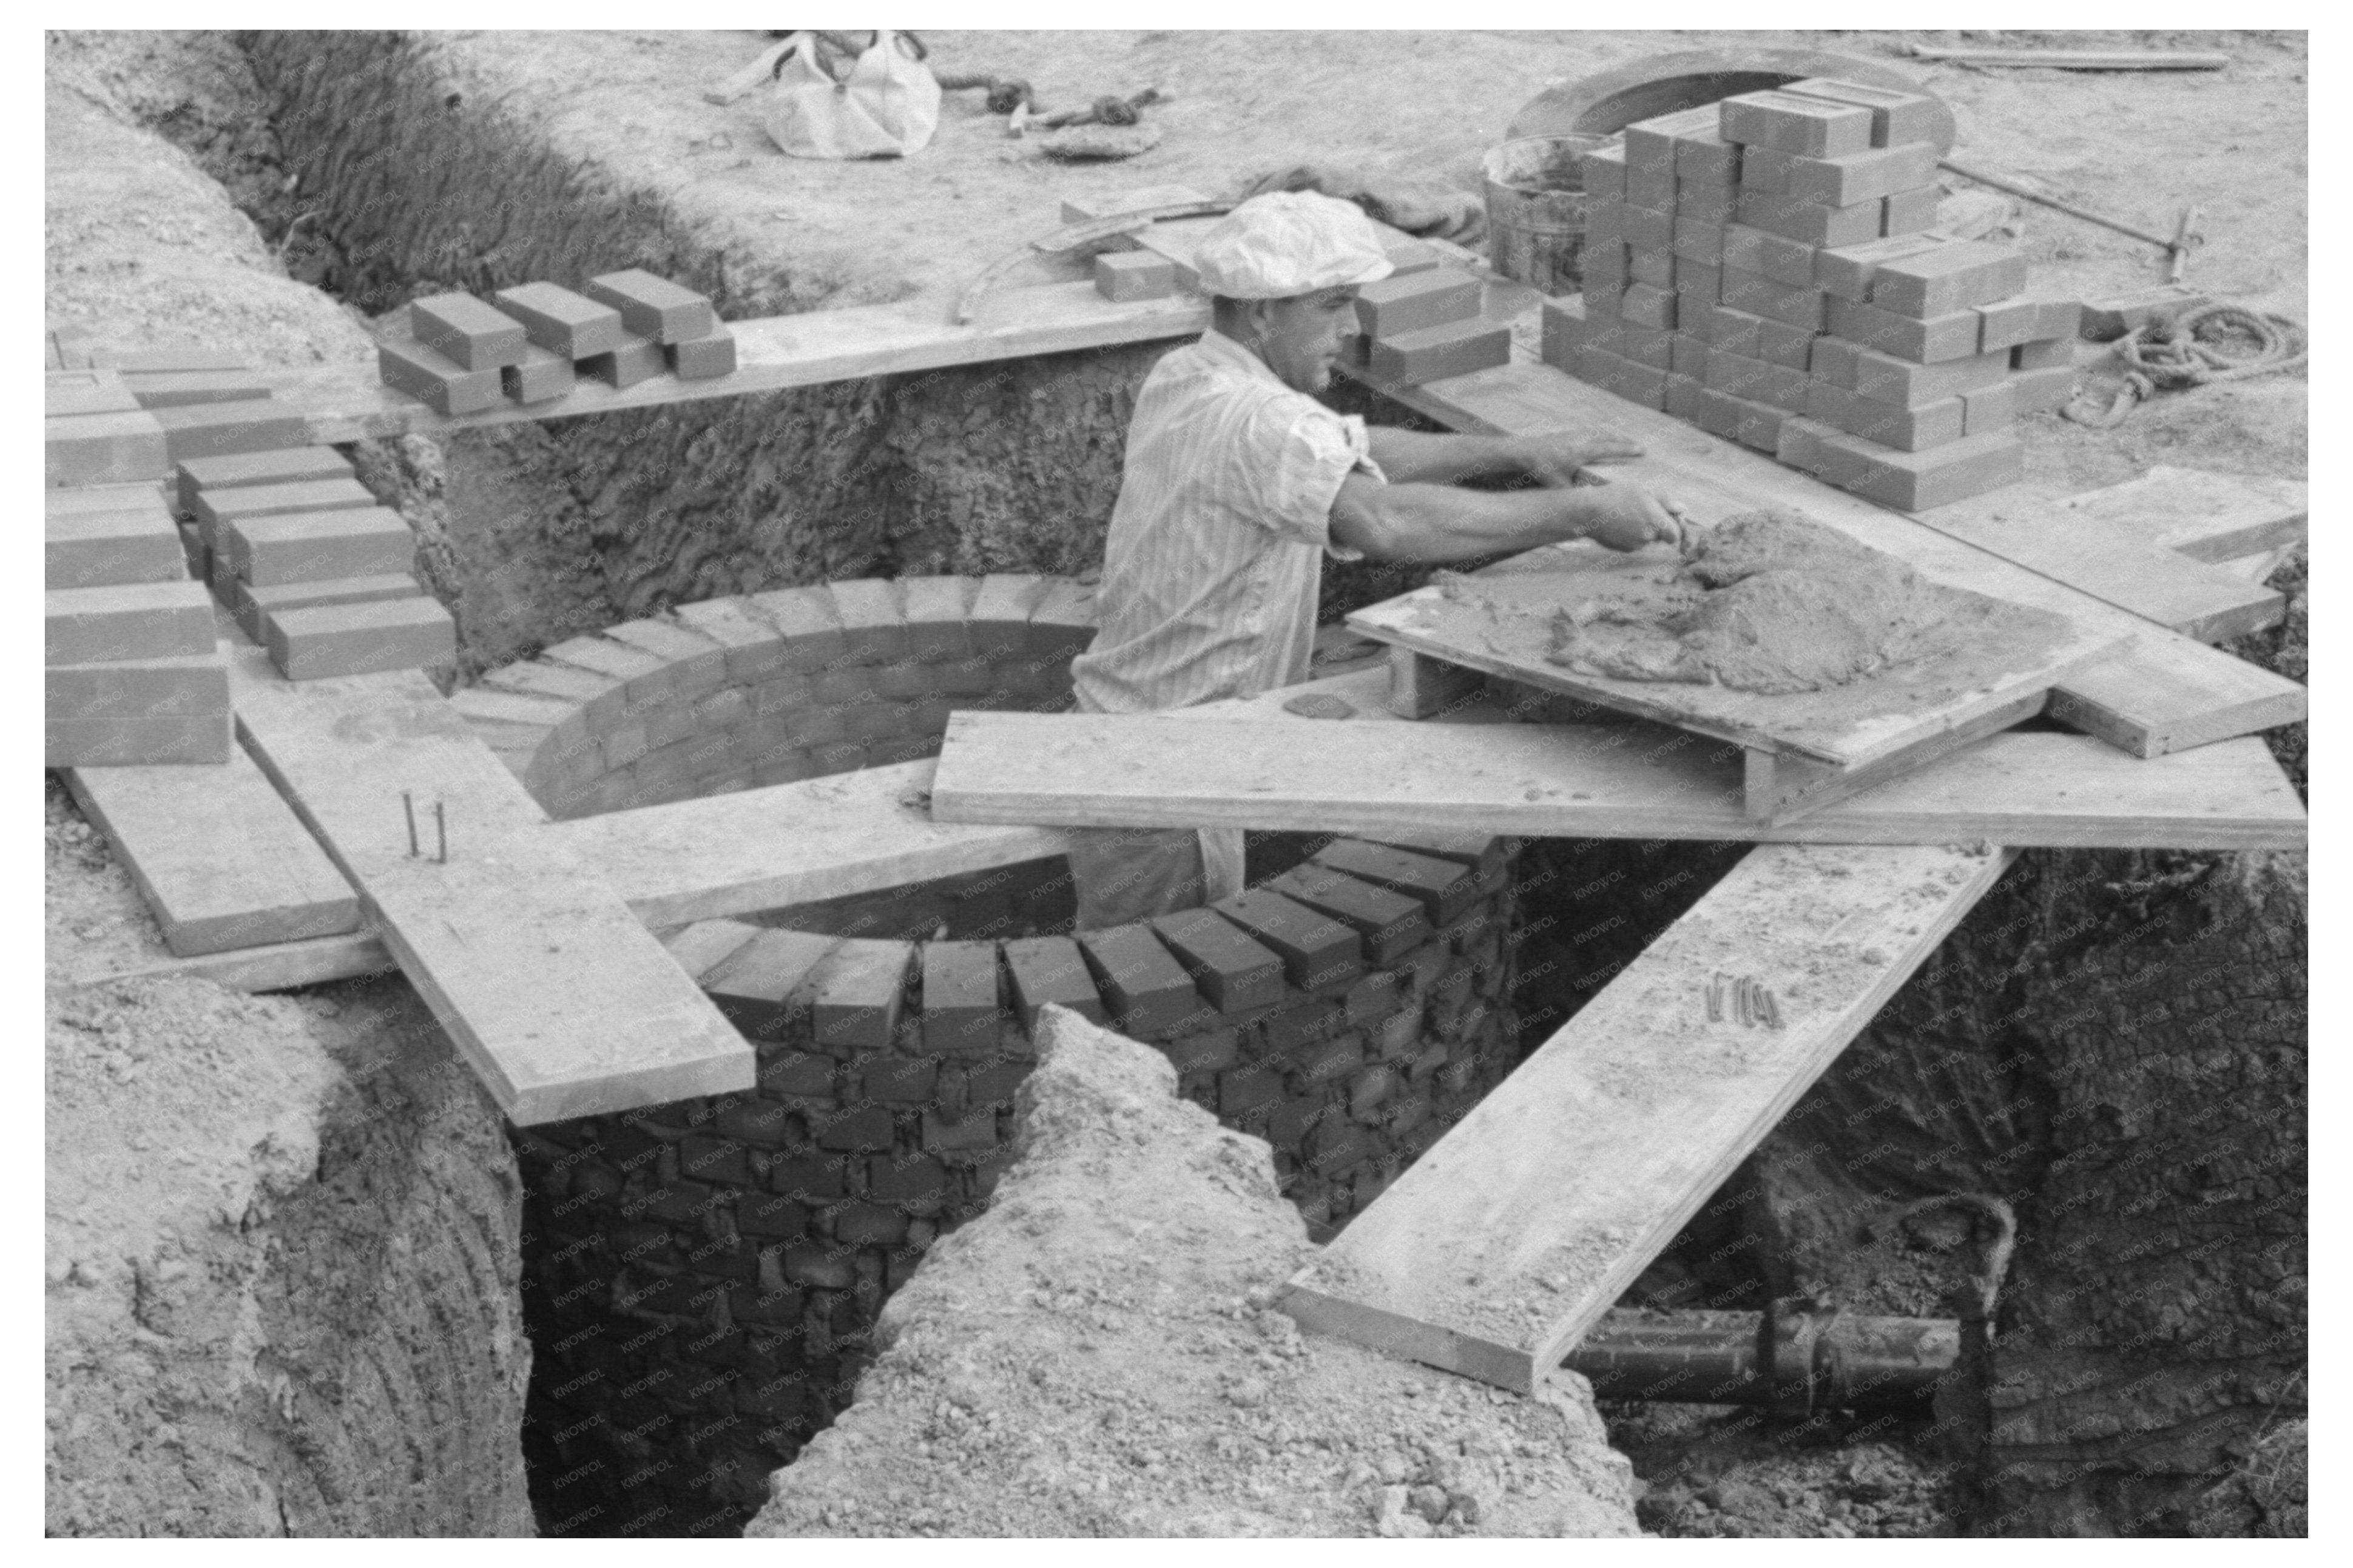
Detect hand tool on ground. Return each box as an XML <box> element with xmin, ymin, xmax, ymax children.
<box><xmin>1937</xmin><ymin>158</ymin><xmax>2201</xmax><ymax>280</ymax></box>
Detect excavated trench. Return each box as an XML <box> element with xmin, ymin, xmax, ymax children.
<box><xmin>82</xmin><ymin>29</ymin><xmax>2312</xmax><ymax>1539</ymax></box>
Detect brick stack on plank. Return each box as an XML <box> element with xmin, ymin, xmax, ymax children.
<box><xmin>44</xmin><ymin>482</ymin><xmax>229</xmax><ymax>766</ymax></box>
<box><xmin>1542</xmin><ymin>79</ymin><xmax>2082</xmax><ymax>511</ymax></box>
<box><xmin>1353</xmin><ymin>265</ymin><xmax>1508</xmax><ymax>386</ymax></box>
<box><xmin>376</xmin><ymin>271</ymin><xmax>735</xmax><ymax>415</ymax></box>
<box><xmin>178</xmin><ymin>447</ymin><xmax>454</xmax><ymax>681</ymax></box>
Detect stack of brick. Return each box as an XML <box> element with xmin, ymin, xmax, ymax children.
<box><xmin>1543</xmin><ymin>79</ymin><xmax>2082</xmax><ymax>511</ymax></box>
<box><xmin>1349</xmin><ymin>265</ymin><xmax>1510</xmax><ymax>386</ymax></box>
<box><xmin>511</xmin><ymin>830</ymin><xmax>1522</xmax><ymax>1535</ymax></box>
<box><xmin>451</xmin><ymin>575</ymin><xmax>1099</xmax><ymax>819</ymax></box>
<box><xmin>377</xmin><ymin>270</ymin><xmax>738</xmax><ymax>416</ymax></box>
<box><xmin>46</xmin><ymin>353</ymin><xmax>312</xmax><ymax>490</ymax></box>
<box><xmin>44</xmin><ymin>482</ymin><xmax>229</xmax><ymax>766</ymax></box>
<box><xmin>177</xmin><ymin>447</ymin><xmax>455</xmax><ymax>681</ymax></box>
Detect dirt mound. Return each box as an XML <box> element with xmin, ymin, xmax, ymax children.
<box><xmin>746</xmin><ymin>1005</ymin><xmax>1639</xmax><ymax>1538</ymax></box>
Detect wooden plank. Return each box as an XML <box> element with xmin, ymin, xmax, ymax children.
<box><xmin>928</xmin><ymin>709</ymin><xmax>2306</xmax><ymax>852</ymax></box>
<box><xmin>62</xmin><ymin>930</ymin><xmax>394</xmax><ymax>994</ymax></box>
<box><xmin>1280</xmin><ymin>841</ymin><xmax>2016</xmax><ymax>1393</ymax></box>
<box><xmin>1741</xmin><ymin>690</ymin><xmax>2045</xmax><ymax>825</ymax></box>
<box><xmin>1919</xmin><ymin>478</ymin><xmax>2289</xmax><ymax>643</ymax></box>
<box><xmin>62</xmin><ymin>740</ymin><xmax>363</xmax><ymax>956</ymax></box>
<box><xmin>227</xmin><ymin>647</ymin><xmax>752</xmax><ymax>1123</ymax></box>
<box><xmin>549</xmin><ymin>759</ymin><xmax>1068</xmax><ymax>929</ymax></box>
<box><xmin>255</xmin><ymin>280</ymin><xmax>1210</xmax><ymax>444</ymax></box>
<box><xmin>1347</xmin><ymin>547</ymin><xmax>2122</xmax><ymax>771</ymax></box>
<box><xmin>1905</xmin><ymin>45</ymin><xmax>2230</xmax><ymax>69</ymax></box>
<box><xmin>1337</xmin><ymin>342</ymin><xmax>2305</xmax><ymax>756</ymax></box>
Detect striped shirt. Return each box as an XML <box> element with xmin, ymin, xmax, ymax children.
<box><xmin>1070</xmin><ymin>329</ymin><xmax>1385</xmax><ymax>716</ymax></box>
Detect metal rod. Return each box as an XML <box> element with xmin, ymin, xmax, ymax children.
<box><xmin>1937</xmin><ymin>157</ymin><xmax>2184</xmax><ymax>253</ymax></box>
<box><xmin>434</xmin><ymin>801</ymin><xmax>447</xmax><ymax>864</ymax></box>
<box><xmin>2167</xmin><ymin>204</ymin><xmax>2199</xmax><ymax>284</ymax></box>
<box><xmin>402</xmin><ymin>791</ymin><xmax>419</xmax><ymax>857</ymax></box>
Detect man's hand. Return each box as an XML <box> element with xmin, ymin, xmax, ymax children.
<box><xmin>1578</xmin><ymin>481</ymin><xmax>1684</xmax><ymax>552</ymax></box>
<box><xmin>1513</xmin><ymin>429</ymin><xmax>1646</xmax><ymax>488</ymax></box>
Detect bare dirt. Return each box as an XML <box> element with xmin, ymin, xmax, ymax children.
<box><xmin>746</xmin><ymin>1005</ymin><xmax>1641</xmax><ymax>1538</ymax></box>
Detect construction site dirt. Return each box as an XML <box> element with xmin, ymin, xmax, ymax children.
<box><xmin>44</xmin><ymin>28</ymin><xmax>2305</xmax><ymax>1541</ymax></box>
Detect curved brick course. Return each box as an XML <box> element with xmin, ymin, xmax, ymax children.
<box><xmin>451</xmin><ymin>573</ymin><xmax>1098</xmax><ymax>821</ymax></box>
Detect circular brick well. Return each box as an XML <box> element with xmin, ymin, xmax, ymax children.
<box><xmin>458</xmin><ymin>575</ymin><xmax>1524</xmax><ymax>1536</ymax></box>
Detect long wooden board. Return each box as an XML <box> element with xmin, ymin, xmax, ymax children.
<box><xmin>227</xmin><ymin>647</ymin><xmax>751</xmax><ymax>1123</ymax></box>
<box><xmin>1338</xmin><ymin>345</ymin><xmax>2305</xmax><ymax>758</ymax></box>
<box><xmin>245</xmin><ymin>279</ymin><xmax>1208</xmax><ymax>444</ymax></box>
<box><xmin>1280</xmin><ymin>841</ymin><xmax>2016</xmax><ymax>1393</ymax></box>
<box><xmin>548</xmin><ymin>760</ymin><xmax>1069</xmax><ymax>928</ymax></box>
<box><xmin>62</xmin><ymin>740</ymin><xmax>362</xmax><ymax>956</ymax></box>
<box><xmin>928</xmin><ymin>710</ymin><xmax>2306</xmax><ymax>851</ymax></box>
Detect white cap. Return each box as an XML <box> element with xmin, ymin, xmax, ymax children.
<box><xmin>1191</xmin><ymin>191</ymin><xmax>1396</xmax><ymax>300</ymax></box>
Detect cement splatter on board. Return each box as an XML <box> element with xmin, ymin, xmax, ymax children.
<box><xmin>1531</xmin><ymin>511</ymin><xmax>2076</xmax><ymax>697</ymax></box>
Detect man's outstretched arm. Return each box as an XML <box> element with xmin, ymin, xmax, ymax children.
<box><xmin>1363</xmin><ymin>425</ymin><xmax>1646</xmax><ymax>487</ymax></box>
<box><xmin>1329</xmin><ymin>471</ymin><xmax>1682</xmax><ymax>563</ymax></box>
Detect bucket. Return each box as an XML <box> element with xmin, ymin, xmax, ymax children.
<box><xmin>1482</xmin><ymin>133</ymin><xmax>1617</xmax><ymax>296</ymax></box>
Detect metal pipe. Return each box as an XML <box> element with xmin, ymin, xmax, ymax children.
<box><xmin>1937</xmin><ymin>157</ymin><xmax>2184</xmax><ymax>253</ymax></box>
<box><xmin>1565</xmin><ymin>1306</ymin><xmax>1960</xmax><ymax>1413</ymax></box>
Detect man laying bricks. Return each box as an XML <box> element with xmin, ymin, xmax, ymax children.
<box><xmin>1065</xmin><ymin>190</ymin><xmax>1683</xmax><ymax>928</ymax></box>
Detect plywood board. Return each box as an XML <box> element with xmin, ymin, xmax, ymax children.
<box><xmin>227</xmin><ymin>647</ymin><xmax>751</xmax><ymax>1123</ymax></box>
<box><xmin>1338</xmin><ymin>343</ymin><xmax>2305</xmax><ymax>757</ymax></box>
<box><xmin>63</xmin><ymin>738</ymin><xmax>362</xmax><ymax>956</ymax></box>
<box><xmin>1280</xmin><ymin>842</ymin><xmax>2015</xmax><ymax>1393</ymax></box>
<box><xmin>928</xmin><ymin>711</ymin><xmax>2305</xmax><ymax>852</ymax></box>
<box><xmin>256</xmin><ymin>280</ymin><xmax>1210</xmax><ymax>444</ymax></box>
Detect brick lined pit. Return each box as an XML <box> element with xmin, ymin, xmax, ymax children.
<box><xmin>453</xmin><ymin>581</ymin><xmax>1527</xmax><ymax>1538</ymax></box>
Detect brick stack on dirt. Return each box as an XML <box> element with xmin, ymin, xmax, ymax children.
<box><xmin>177</xmin><ymin>447</ymin><xmax>454</xmax><ymax>681</ymax></box>
<box><xmin>1543</xmin><ymin>79</ymin><xmax>2083</xmax><ymax>511</ymax></box>
<box><xmin>377</xmin><ymin>269</ymin><xmax>738</xmax><ymax>414</ymax></box>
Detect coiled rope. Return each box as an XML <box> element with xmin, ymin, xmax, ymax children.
<box><xmin>2064</xmin><ymin>302</ymin><xmax>2309</xmax><ymax>428</ymax></box>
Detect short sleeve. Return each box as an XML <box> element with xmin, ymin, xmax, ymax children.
<box><xmin>1251</xmin><ymin>401</ymin><xmax>1384</xmax><ymax>562</ymax></box>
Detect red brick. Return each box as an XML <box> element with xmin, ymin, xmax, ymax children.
<box><xmin>826</xmin><ymin>578</ymin><xmax>906</xmax><ymax>663</ymax></box>
<box><xmin>899</xmin><ymin>575</ymin><xmax>975</xmax><ymax>660</ymax></box>
<box><xmin>1810</xmin><ymin>382</ymin><xmax>1965</xmax><ymax>452</ymax></box>
<box><xmin>378</xmin><ymin>337</ymin><xmax>502</xmax><ymax>415</ymax></box>
<box><xmin>1627</xmin><ymin>248</ymin><xmax>1673</xmax><ymax>289</ymax></box>
<box><xmin>1781</xmin><ymin>142</ymin><xmax>1937</xmax><ymax>207</ymax></box>
<box><xmin>2012</xmin><ymin>365</ymin><xmax>2077</xmax><ymax>414</ymax></box>
<box><xmin>175</xmin><ymin>446</ymin><xmax>353</xmax><ymax>513</ymax></box>
<box><xmin>1218</xmin><ymin>1060</ymin><xmax>1285</xmax><ymax>1121</ymax></box>
<box><xmin>811</xmin><ymin>1103</ymin><xmax>896</xmax><ymax>1152</ymax></box>
<box><xmin>1809</xmin><ymin>334</ymin><xmax>1865</xmax><ymax>387</ymax></box>
<box><xmin>1614</xmin><ymin>283</ymin><xmax>1675</xmax><ymax>332</ymax></box>
<box><xmin>268</xmin><ymin>595</ymin><xmax>454</xmax><ymax>681</ymax></box>
<box><xmin>45</xmin><ymin>506</ymin><xmax>186</xmax><ymax>590</ymax></box>
<box><xmin>867</xmin><ymin>1153</ymin><xmax>951</xmax><ymax>1208</ymax></box>
<box><xmin>1095</xmin><ymin>250</ymin><xmax>1175</xmax><ymax>302</ymax></box>
<box><xmin>1781</xmin><ymin>77</ymin><xmax>1943</xmax><ymax>149</ymax></box>
<box><xmin>1704</xmin><ymin>347</ymin><xmax>1804</xmax><ymax>410</ymax></box>
<box><xmin>1001</xmin><ymin>935</ymin><xmax>1106</xmax><ymax>1029</ymax></box>
<box><xmin>1738</xmin><ymin>144</ymin><xmax>1801</xmax><ymax>195</ymax></box>
<box><xmin>1720</xmin><ymin>268</ymin><xmax>1824</xmax><ymax>331</ymax></box>
<box><xmin>1826</xmin><ymin>295</ymin><xmax>1983</xmax><ymax>363</ymax></box>
<box><xmin>706</xmin><ymin>929</ymin><xmax>839</xmax><ymax>1041</ymax></box>
<box><xmin>1162</xmin><ymin>1027</ymin><xmax>1240</xmax><ymax>1076</ymax></box>
<box><xmin>1732</xmin><ymin>398</ymin><xmax>1789</xmax><ymax>453</ymax></box>
<box><xmin>196</xmin><ymin>476</ymin><xmax>377</xmax><ymax>550</ymax></box>
<box><xmin>920</xmin><ymin>941</ymin><xmax>1003</xmax><ymax>1056</ymax></box>
<box><xmin>502</xmin><ymin>343</ymin><xmax>576</xmax><ymax>404</ymax></box>
<box><xmin>1706</xmin><ymin>306</ymin><xmax>1764</xmax><ymax>358</ymax></box>
<box><xmin>489</xmin><ymin>281</ymin><xmax>627</xmax><ymax>357</ymax></box>
<box><xmin>1215</xmin><ymin>888</ymin><xmax>1362</xmax><ymax>995</ymax></box>
<box><xmin>227</xmin><ymin>505</ymin><xmax>413</xmax><ymax>586</ymax></box>
<box><xmin>1669</xmin><ymin>333</ymin><xmax>1711</xmax><ymax>379</ymax></box>
<box><xmin>1849</xmin><ymin>346</ymin><xmax>2010</xmax><ymax>408</ymax></box>
<box><xmin>1972</xmin><ymin>296</ymin><xmax>2041</xmax><ymax>355</ymax></box>
<box><xmin>1366</xmin><ymin>318</ymin><xmax>1509</xmax><ymax>385</ymax></box>
<box><xmin>2031</xmin><ymin>297</ymin><xmax>2084</xmax><ymax>340</ymax></box>
<box><xmin>409</xmin><ymin>292</ymin><xmax>530</xmax><ymax>370</ymax></box>
<box><xmin>1623</xmin><ymin>157</ymin><xmax>1675</xmax><ymax>214</ymax></box>
<box><xmin>668</xmin><ymin>326</ymin><xmax>737</xmax><ymax>380</ymax></box>
<box><xmin>1813</xmin><ymin>232</ymin><xmax>1948</xmax><ymax>302</ymax></box>
<box><xmin>808</xmin><ymin>939</ymin><xmax>913</xmax><ymax>1053</ymax></box>
<box><xmin>959</xmin><ymin>1055</ymin><xmax>1035</xmax><ymax>1110</ymax></box>
<box><xmin>234</xmin><ymin>572</ymin><xmax>419</xmax><ymax>643</ymax></box>
<box><xmin>737</xmin><ymin>1189</ymin><xmax>810</xmax><ymax>1238</ymax></box>
<box><xmin>1582</xmin><ymin>240</ymin><xmax>1629</xmax><ymax>292</ymax></box>
<box><xmin>44</xmin><ymin>650</ymin><xmax>228</xmax><ymax>721</ymax></box>
<box><xmin>581</xmin><ymin>269</ymin><xmax>715</xmax><ymax>345</ymax></box>
<box><xmin>1775</xmin><ymin>414</ymin><xmax>1837</xmax><ymax>475</ymax></box>
<box><xmin>46</xmin><ymin>712</ymin><xmax>229</xmax><ymax>766</ymax></box>
<box><xmin>1076</xmin><ymin>924</ymin><xmax>1201</xmax><ymax>1037</ymax></box>
<box><xmin>1753</xmin><ymin>317</ymin><xmax>1816</xmax><ymax>370</ymax></box>
<box><xmin>1312</xmin><ymin>839</ymin><xmax>1477</xmax><ymax>924</ymax></box>
<box><xmin>46</xmin><ymin>410</ymin><xmax>169</xmax><ymax>487</ymax></box>
<box><xmin>1266</xmin><ymin>864</ymin><xmax>1431</xmax><ymax>965</ymax></box>
<box><xmin>1150</xmin><ymin>907</ymin><xmax>1286</xmax><ymax>1013</ymax></box>
<box><xmin>1664</xmin><ymin>370</ymin><xmax>1707</xmax><ymax>422</ymax></box>
<box><xmin>1814</xmin><ymin>426</ymin><xmax>2025</xmax><ymax>511</ymax></box>
<box><xmin>1720</xmin><ymin>223</ymin><xmax>1815</xmax><ymax>287</ymax></box>
<box><xmin>1865</xmin><ymin>242</ymin><xmax>2029</xmax><ymax>319</ymax></box>
<box><xmin>770</xmin><ymin>1154</ymin><xmax>848</xmax><ymax>1200</ymax></box>
<box><xmin>680</xmin><ymin>1134</ymin><xmax>753</xmax><ymax>1186</ymax></box>
<box><xmin>1719</xmin><ymin>91</ymin><xmax>1873</xmax><ymax>158</ymax></box>
<box><xmin>858</xmin><ymin>1052</ymin><xmax>938</xmax><ymax>1106</ymax></box>
<box><xmin>46</xmin><ymin>580</ymin><xmax>212</xmax><ymax>664</ymax></box>
<box><xmin>580</xmin><ymin>333</ymin><xmax>666</xmax><ymax>388</ymax></box>
<box><xmin>1735</xmin><ymin>188</ymin><xmax>1879</xmax><ymax>249</ymax></box>
<box><xmin>604</xmin><ymin>618</ymin><xmax>728</xmax><ymax>696</ymax></box>
<box><xmin>919</xmin><ymin>1108</ymin><xmax>998</xmax><ymax>1154</ymax></box>
<box><xmin>1960</xmin><ymin>381</ymin><xmax>2017</xmax><ymax>436</ymax></box>
<box><xmin>782</xmin><ymin>1242</ymin><xmax>856</xmax><ymax>1289</ymax></box>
